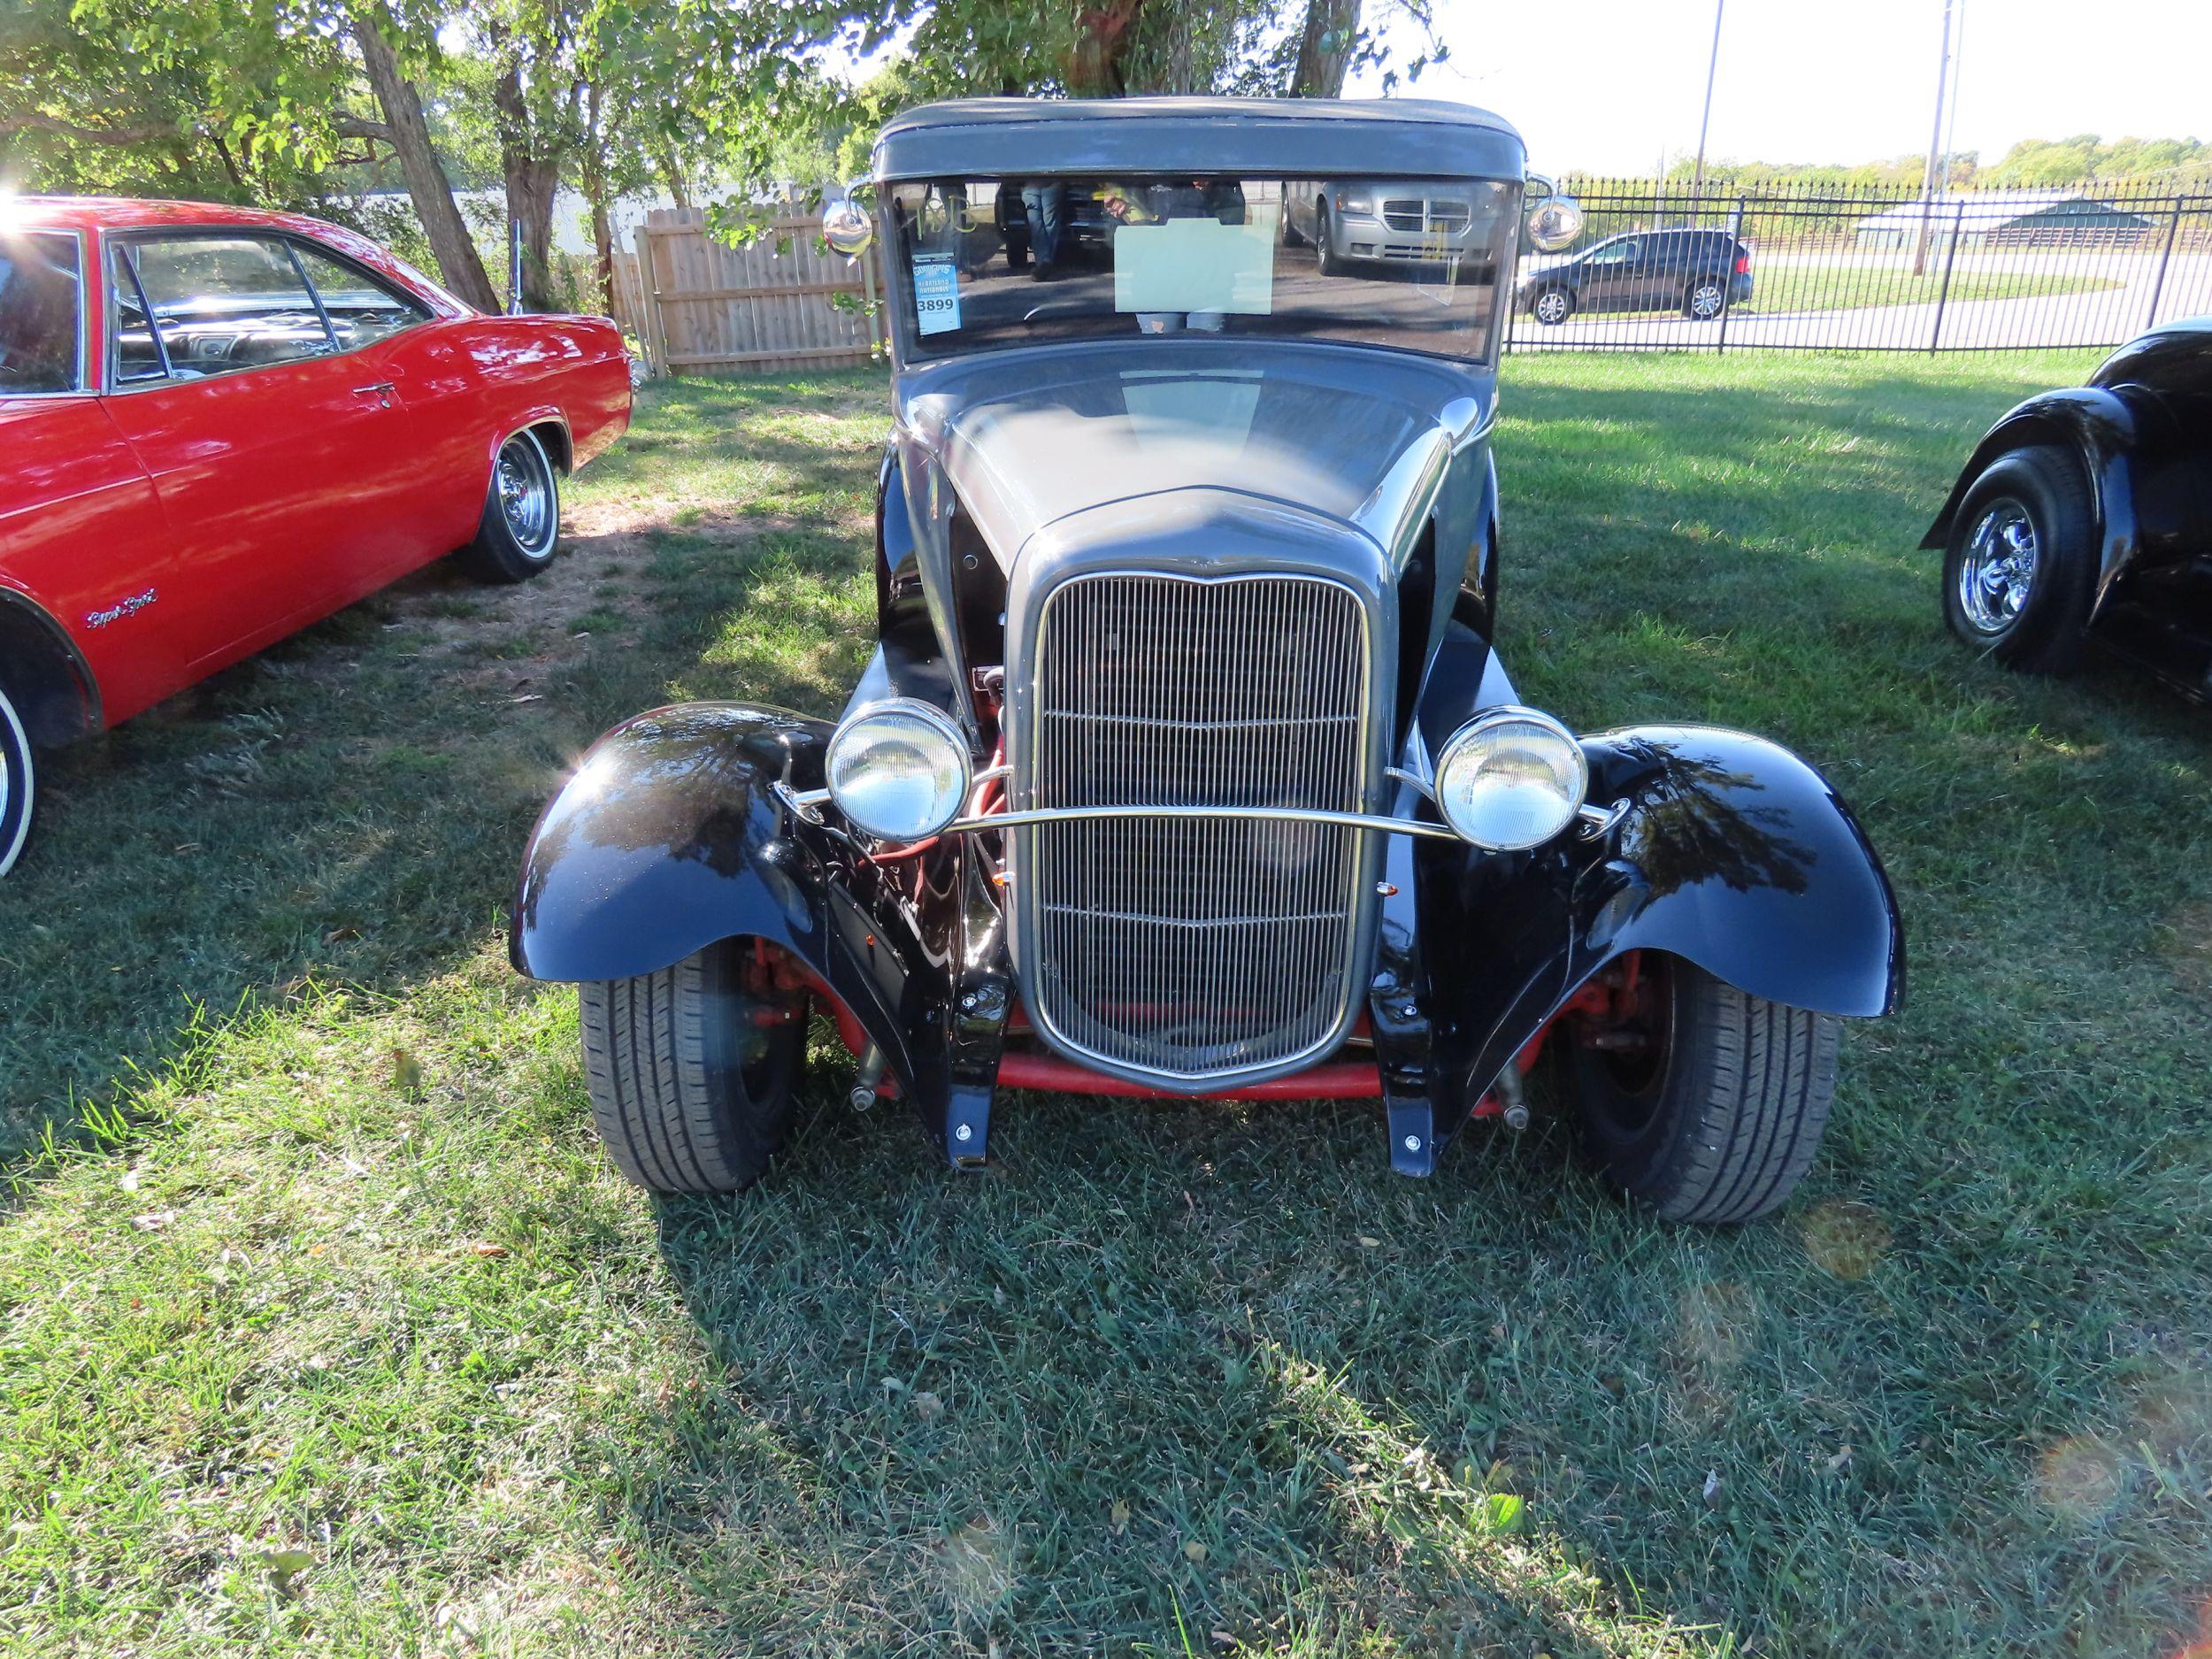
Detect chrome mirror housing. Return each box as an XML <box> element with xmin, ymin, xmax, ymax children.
<box><xmin>1524</xmin><ymin>173</ymin><xmax>1586</xmax><ymax>253</ymax></box>
<box><xmin>821</xmin><ymin>180</ymin><xmax>875</xmax><ymax>260</ymax></box>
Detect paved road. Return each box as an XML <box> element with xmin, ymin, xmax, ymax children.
<box><xmin>1507</xmin><ymin>250</ymin><xmax>2212</xmax><ymax>352</ymax></box>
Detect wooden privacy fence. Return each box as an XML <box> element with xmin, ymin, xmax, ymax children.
<box><xmin>613</xmin><ymin>204</ymin><xmax>885</xmax><ymax>377</ymax></box>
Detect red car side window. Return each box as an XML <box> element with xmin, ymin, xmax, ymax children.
<box><xmin>289</xmin><ymin>242</ymin><xmax>431</xmax><ymax>352</ymax></box>
<box><xmin>117</xmin><ymin>235</ymin><xmax>338</xmax><ymax>381</ymax></box>
<box><xmin>0</xmin><ymin>230</ymin><xmax>82</xmax><ymax>395</ymax></box>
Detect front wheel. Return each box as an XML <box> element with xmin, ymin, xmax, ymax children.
<box><xmin>0</xmin><ymin>680</ymin><xmax>36</xmax><ymax>879</ymax></box>
<box><xmin>1939</xmin><ymin>445</ymin><xmax>2097</xmax><ymax>674</ymax></box>
<box><xmin>578</xmin><ymin>940</ymin><xmax>806</xmax><ymax>1194</ymax></box>
<box><xmin>457</xmin><ymin>429</ymin><xmax>561</xmax><ymax>584</ymax></box>
<box><xmin>1316</xmin><ymin>203</ymin><xmax>1346</xmax><ymax>277</ymax></box>
<box><xmin>1531</xmin><ymin>287</ymin><xmax>1573</xmax><ymax>326</ymax></box>
<box><xmin>1568</xmin><ymin>956</ymin><xmax>1839</xmax><ymax>1224</ymax></box>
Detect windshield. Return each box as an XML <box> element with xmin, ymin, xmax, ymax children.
<box><xmin>888</xmin><ymin>175</ymin><xmax>1512</xmax><ymax>365</ymax></box>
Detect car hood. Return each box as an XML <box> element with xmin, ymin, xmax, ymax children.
<box><xmin>895</xmin><ymin>341</ymin><xmax>1490</xmax><ymax>572</ymax></box>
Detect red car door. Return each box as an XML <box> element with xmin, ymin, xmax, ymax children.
<box><xmin>96</xmin><ymin>230</ymin><xmax>419</xmax><ymax>677</ymax></box>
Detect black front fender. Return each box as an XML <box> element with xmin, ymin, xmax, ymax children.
<box><xmin>1377</xmin><ymin>723</ymin><xmax>1901</xmax><ymax>1171</ymax></box>
<box><xmin>1920</xmin><ymin>387</ymin><xmax>2140</xmax><ymax>616</ymax></box>
<box><xmin>510</xmin><ymin>702</ymin><xmax>1012</xmax><ymax>1162</ymax></box>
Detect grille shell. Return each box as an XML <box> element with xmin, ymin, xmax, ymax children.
<box><xmin>1017</xmin><ymin>570</ymin><xmax>1376</xmax><ymax>1086</ymax></box>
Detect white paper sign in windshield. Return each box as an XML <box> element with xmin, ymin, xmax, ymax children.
<box><xmin>1112</xmin><ymin>217</ymin><xmax>1275</xmax><ymax>317</ymax></box>
<box><xmin>911</xmin><ymin>254</ymin><xmax>962</xmax><ymax>334</ymax></box>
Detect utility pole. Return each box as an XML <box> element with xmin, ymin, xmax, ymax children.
<box><xmin>1911</xmin><ymin>0</ymin><xmax>1955</xmax><ymax>277</ymax></box>
<box><xmin>1690</xmin><ymin>0</ymin><xmax>1725</xmax><ymax>208</ymax></box>
<box><xmin>1940</xmin><ymin>0</ymin><xmax>1967</xmax><ymax>188</ymax></box>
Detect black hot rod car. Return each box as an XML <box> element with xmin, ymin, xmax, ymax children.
<box><xmin>1929</xmin><ymin>316</ymin><xmax>2212</xmax><ymax>698</ymax></box>
<box><xmin>512</xmin><ymin>98</ymin><xmax>1901</xmax><ymax>1224</ymax></box>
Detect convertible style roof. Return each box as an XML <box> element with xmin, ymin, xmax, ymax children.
<box><xmin>873</xmin><ymin>97</ymin><xmax>1526</xmax><ymax>183</ymax></box>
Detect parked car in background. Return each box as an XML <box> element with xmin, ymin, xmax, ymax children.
<box><xmin>1516</xmin><ymin>227</ymin><xmax>1753</xmax><ymax>324</ymax></box>
<box><xmin>513</xmin><ymin>97</ymin><xmax>1900</xmax><ymax>1225</ymax></box>
<box><xmin>0</xmin><ymin>196</ymin><xmax>633</xmax><ymax>877</ymax></box>
<box><xmin>1926</xmin><ymin>316</ymin><xmax>2212</xmax><ymax>696</ymax></box>
<box><xmin>1281</xmin><ymin>179</ymin><xmax>1494</xmax><ymax>275</ymax></box>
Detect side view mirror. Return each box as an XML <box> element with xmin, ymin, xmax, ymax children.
<box><xmin>1524</xmin><ymin>173</ymin><xmax>1586</xmax><ymax>253</ymax></box>
<box><xmin>821</xmin><ymin>180</ymin><xmax>875</xmax><ymax>260</ymax></box>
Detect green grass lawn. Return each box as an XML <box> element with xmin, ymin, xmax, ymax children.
<box><xmin>1740</xmin><ymin>263</ymin><xmax>2124</xmax><ymax>313</ymax></box>
<box><xmin>5</xmin><ymin>349</ymin><xmax>2210</xmax><ymax>1657</ymax></box>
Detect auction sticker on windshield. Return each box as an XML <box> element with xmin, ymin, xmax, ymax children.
<box><xmin>912</xmin><ymin>254</ymin><xmax>961</xmax><ymax>335</ymax></box>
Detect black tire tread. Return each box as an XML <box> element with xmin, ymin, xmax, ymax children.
<box><xmin>578</xmin><ymin>947</ymin><xmax>796</xmax><ymax>1194</ymax></box>
<box><xmin>1575</xmin><ymin>962</ymin><xmax>1840</xmax><ymax>1225</ymax></box>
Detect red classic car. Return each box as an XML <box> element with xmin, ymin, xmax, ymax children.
<box><xmin>0</xmin><ymin>196</ymin><xmax>632</xmax><ymax>875</ymax></box>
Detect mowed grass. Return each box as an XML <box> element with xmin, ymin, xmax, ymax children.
<box><xmin>1739</xmin><ymin>263</ymin><xmax>2124</xmax><ymax>313</ymax></box>
<box><xmin>4</xmin><ymin>350</ymin><xmax>2209</xmax><ymax>1656</ymax></box>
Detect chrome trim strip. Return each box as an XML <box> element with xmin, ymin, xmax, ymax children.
<box><xmin>951</xmin><ymin>802</ymin><xmax>1460</xmax><ymax>841</ymax></box>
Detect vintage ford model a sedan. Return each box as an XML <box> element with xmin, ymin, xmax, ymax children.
<box><xmin>512</xmin><ymin>99</ymin><xmax>1901</xmax><ymax>1224</ymax></box>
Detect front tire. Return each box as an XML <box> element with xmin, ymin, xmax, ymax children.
<box><xmin>1569</xmin><ymin>956</ymin><xmax>1839</xmax><ymax>1225</ymax></box>
<box><xmin>578</xmin><ymin>941</ymin><xmax>806</xmax><ymax>1194</ymax></box>
<box><xmin>1531</xmin><ymin>286</ymin><xmax>1573</xmax><ymax>326</ymax></box>
<box><xmin>0</xmin><ymin>681</ymin><xmax>35</xmax><ymax>879</ymax></box>
<box><xmin>457</xmin><ymin>429</ymin><xmax>561</xmax><ymax>584</ymax></box>
<box><xmin>1316</xmin><ymin>203</ymin><xmax>1346</xmax><ymax>277</ymax></box>
<box><xmin>1940</xmin><ymin>445</ymin><xmax>2097</xmax><ymax>674</ymax></box>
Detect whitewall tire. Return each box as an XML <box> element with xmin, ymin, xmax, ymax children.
<box><xmin>0</xmin><ymin>683</ymin><xmax>36</xmax><ymax>879</ymax></box>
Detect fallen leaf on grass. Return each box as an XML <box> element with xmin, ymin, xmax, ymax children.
<box><xmin>130</xmin><ymin>1211</ymin><xmax>174</xmax><ymax>1233</ymax></box>
<box><xmin>469</xmin><ymin>1240</ymin><xmax>508</xmax><ymax>1258</ymax></box>
<box><xmin>1356</xmin><ymin>1235</ymin><xmax>1380</xmax><ymax>1248</ymax></box>
<box><xmin>389</xmin><ymin>1048</ymin><xmax>425</xmax><ymax>1099</ymax></box>
<box><xmin>1701</xmin><ymin>1470</ymin><xmax>1724</xmax><ymax>1509</ymax></box>
<box><xmin>1182</xmin><ymin>1539</ymin><xmax>1208</xmax><ymax>1563</ymax></box>
<box><xmin>1109</xmin><ymin>1500</ymin><xmax>1131</xmax><ymax>1532</ymax></box>
<box><xmin>911</xmin><ymin>1391</ymin><xmax>943</xmax><ymax>1422</ymax></box>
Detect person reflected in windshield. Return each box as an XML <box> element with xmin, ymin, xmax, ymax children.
<box><xmin>1101</xmin><ymin>179</ymin><xmax>1247</xmax><ymax>227</ymax></box>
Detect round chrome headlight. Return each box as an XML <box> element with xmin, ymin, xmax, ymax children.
<box><xmin>1433</xmin><ymin>708</ymin><xmax>1588</xmax><ymax>851</ymax></box>
<box><xmin>825</xmin><ymin>700</ymin><xmax>972</xmax><ymax>842</ymax></box>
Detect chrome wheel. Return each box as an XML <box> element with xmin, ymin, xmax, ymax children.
<box><xmin>1688</xmin><ymin>281</ymin><xmax>1725</xmax><ymax>319</ymax></box>
<box><xmin>1534</xmin><ymin>289</ymin><xmax>1569</xmax><ymax>325</ymax></box>
<box><xmin>0</xmin><ymin>686</ymin><xmax>33</xmax><ymax>879</ymax></box>
<box><xmin>495</xmin><ymin>433</ymin><xmax>557</xmax><ymax>561</ymax></box>
<box><xmin>1958</xmin><ymin>498</ymin><xmax>2039</xmax><ymax>635</ymax></box>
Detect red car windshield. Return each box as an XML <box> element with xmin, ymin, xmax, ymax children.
<box><xmin>0</xmin><ymin>230</ymin><xmax>81</xmax><ymax>394</ymax></box>
<box><xmin>888</xmin><ymin>175</ymin><xmax>1513</xmax><ymax>365</ymax></box>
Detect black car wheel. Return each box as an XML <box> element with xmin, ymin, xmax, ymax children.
<box><xmin>457</xmin><ymin>429</ymin><xmax>562</xmax><ymax>584</ymax></box>
<box><xmin>1316</xmin><ymin>202</ymin><xmax>1346</xmax><ymax>277</ymax></box>
<box><xmin>1531</xmin><ymin>287</ymin><xmax>1573</xmax><ymax>326</ymax></box>
<box><xmin>0</xmin><ymin>680</ymin><xmax>35</xmax><ymax>879</ymax></box>
<box><xmin>1569</xmin><ymin>956</ymin><xmax>1839</xmax><ymax>1225</ymax></box>
<box><xmin>1280</xmin><ymin>205</ymin><xmax>1307</xmax><ymax>248</ymax></box>
<box><xmin>578</xmin><ymin>940</ymin><xmax>806</xmax><ymax>1194</ymax></box>
<box><xmin>1684</xmin><ymin>279</ymin><xmax>1727</xmax><ymax>320</ymax></box>
<box><xmin>1940</xmin><ymin>444</ymin><xmax>2098</xmax><ymax>673</ymax></box>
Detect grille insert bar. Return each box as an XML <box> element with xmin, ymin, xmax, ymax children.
<box><xmin>1025</xmin><ymin>572</ymin><xmax>1371</xmax><ymax>1081</ymax></box>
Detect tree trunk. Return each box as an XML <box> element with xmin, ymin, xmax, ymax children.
<box><xmin>657</xmin><ymin>142</ymin><xmax>693</xmax><ymax>211</ymax></box>
<box><xmin>350</xmin><ymin>5</ymin><xmax>499</xmax><ymax>313</ymax></box>
<box><xmin>1290</xmin><ymin>0</ymin><xmax>1363</xmax><ymax>96</ymax></box>
<box><xmin>581</xmin><ymin>87</ymin><xmax>614</xmax><ymax>317</ymax></box>
<box><xmin>494</xmin><ymin>62</ymin><xmax>562</xmax><ymax>312</ymax></box>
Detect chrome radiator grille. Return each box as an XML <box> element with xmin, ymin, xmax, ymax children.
<box><xmin>1023</xmin><ymin>572</ymin><xmax>1371</xmax><ymax>1081</ymax></box>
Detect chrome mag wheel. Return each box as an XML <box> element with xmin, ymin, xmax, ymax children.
<box><xmin>1533</xmin><ymin>288</ymin><xmax>1569</xmax><ymax>325</ymax></box>
<box><xmin>1958</xmin><ymin>498</ymin><xmax>2039</xmax><ymax>635</ymax></box>
<box><xmin>496</xmin><ymin>433</ymin><xmax>558</xmax><ymax>560</ymax></box>
<box><xmin>1688</xmin><ymin>280</ymin><xmax>1725</xmax><ymax>319</ymax></box>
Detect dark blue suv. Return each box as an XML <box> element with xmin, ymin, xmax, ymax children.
<box><xmin>1517</xmin><ymin>227</ymin><xmax>1754</xmax><ymax>324</ymax></box>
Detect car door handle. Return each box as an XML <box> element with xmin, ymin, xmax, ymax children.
<box><xmin>351</xmin><ymin>381</ymin><xmax>396</xmax><ymax>406</ymax></box>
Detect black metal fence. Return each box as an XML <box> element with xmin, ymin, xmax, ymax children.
<box><xmin>1502</xmin><ymin>180</ymin><xmax>2212</xmax><ymax>353</ymax></box>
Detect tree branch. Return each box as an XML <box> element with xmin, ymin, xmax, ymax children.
<box><xmin>335</xmin><ymin>113</ymin><xmax>394</xmax><ymax>141</ymax></box>
<box><xmin>0</xmin><ymin>111</ymin><xmax>180</xmax><ymax>146</ymax></box>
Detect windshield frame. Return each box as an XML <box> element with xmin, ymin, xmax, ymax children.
<box><xmin>879</xmin><ymin>171</ymin><xmax>1519</xmax><ymax>373</ymax></box>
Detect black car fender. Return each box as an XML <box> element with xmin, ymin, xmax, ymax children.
<box><xmin>1384</xmin><ymin>724</ymin><xmax>1900</xmax><ymax>1168</ymax></box>
<box><xmin>1920</xmin><ymin>387</ymin><xmax>2142</xmax><ymax>617</ymax></box>
<box><xmin>509</xmin><ymin>701</ymin><xmax>995</xmax><ymax>1150</ymax></box>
